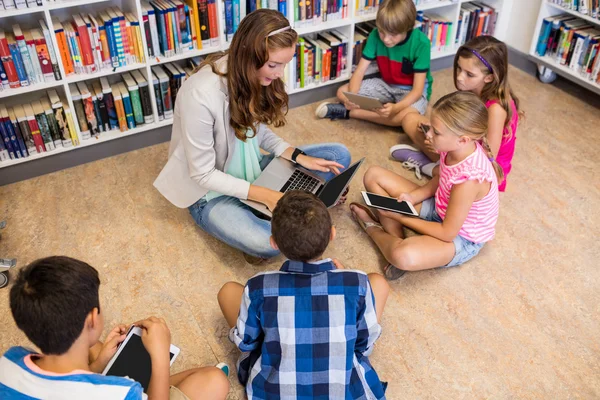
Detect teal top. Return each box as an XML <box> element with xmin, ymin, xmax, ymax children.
<box><xmin>205</xmin><ymin>133</ymin><xmax>264</xmax><ymax>201</ymax></box>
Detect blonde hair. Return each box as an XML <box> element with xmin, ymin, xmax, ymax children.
<box><xmin>432</xmin><ymin>91</ymin><xmax>504</xmax><ymax>182</ymax></box>
<box><xmin>454</xmin><ymin>36</ymin><xmax>522</xmax><ymax>140</ymax></box>
<box><xmin>195</xmin><ymin>10</ymin><xmax>297</xmax><ymax>141</ymax></box>
<box><xmin>376</xmin><ymin>0</ymin><xmax>416</xmax><ymax>35</ymax></box>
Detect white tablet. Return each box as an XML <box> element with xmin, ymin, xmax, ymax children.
<box><xmin>362</xmin><ymin>191</ymin><xmax>419</xmax><ymax>217</ymax></box>
<box><xmin>102</xmin><ymin>326</ymin><xmax>180</xmax><ymax>391</ymax></box>
<box><xmin>343</xmin><ymin>92</ymin><xmax>384</xmax><ymax>110</ymax></box>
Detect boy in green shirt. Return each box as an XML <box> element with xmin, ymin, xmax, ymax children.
<box><xmin>317</xmin><ymin>0</ymin><xmax>433</xmax><ymax>127</ymax></box>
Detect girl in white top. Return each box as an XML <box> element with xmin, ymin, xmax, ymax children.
<box><xmin>154</xmin><ymin>10</ymin><xmax>351</xmax><ymax>262</ymax></box>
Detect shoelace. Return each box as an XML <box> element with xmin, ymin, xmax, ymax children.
<box><xmin>401</xmin><ymin>158</ymin><xmax>423</xmax><ymax>180</ymax></box>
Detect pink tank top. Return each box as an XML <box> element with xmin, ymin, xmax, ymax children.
<box><xmin>435</xmin><ymin>142</ymin><xmax>500</xmax><ymax>243</ymax></box>
<box><xmin>485</xmin><ymin>99</ymin><xmax>518</xmax><ymax>192</ymax></box>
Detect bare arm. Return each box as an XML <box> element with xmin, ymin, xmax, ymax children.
<box><xmin>348</xmin><ymin>58</ymin><xmax>371</xmax><ymax>94</ymax></box>
<box><xmin>391</xmin><ymin>73</ymin><xmax>426</xmax><ymax>115</ymax></box>
<box><xmin>409</xmin><ymin>175</ymin><xmax>439</xmax><ymax>204</ymax></box>
<box><xmin>486</xmin><ymin>103</ymin><xmax>507</xmax><ymax>157</ymax></box>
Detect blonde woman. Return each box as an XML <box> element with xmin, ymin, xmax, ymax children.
<box><xmin>351</xmin><ymin>91</ymin><xmax>501</xmax><ymax>279</ymax></box>
<box><xmin>154</xmin><ymin>10</ymin><xmax>350</xmax><ymax>263</ymax></box>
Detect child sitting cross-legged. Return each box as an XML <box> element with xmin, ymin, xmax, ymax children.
<box><xmin>0</xmin><ymin>256</ymin><xmax>230</xmax><ymax>400</ymax></box>
<box><xmin>218</xmin><ymin>190</ymin><xmax>390</xmax><ymax>400</ymax></box>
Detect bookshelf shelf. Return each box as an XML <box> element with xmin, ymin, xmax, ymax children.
<box><xmin>0</xmin><ymin>6</ymin><xmax>43</xmax><ymax>17</ymax></box>
<box><xmin>65</xmin><ymin>63</ymin><xmax>148</xmax><ymax>84</ymax></box>
<box><xmin>0</xmin><ymin>80</ymin><xmax>64</xmax><ymax>100</ymax></box>
<box><xmin>0</xmin><ymin>0</ymin><xmax>513</xmax><ymax>170</ymax></box>
<box><xmin>149</xmin><ymin>46</ymin><xmax>222</xmax><ymax>66</ymax></box>
<box><xmin>528</xmin><ymin>1</ymin><xmax>600</xmax><ymax>96</ymax></box>
<box><xmin>544</xmin><ymin>1</ymin><xmax>600</xmax><ymax>27</ymax></box>
<box><xmin>293</xmin><ymin>18</ymin><xmax>352</xmax><ymax>36</ymax></box>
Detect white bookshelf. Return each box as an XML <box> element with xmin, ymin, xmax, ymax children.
<box><xmin>0</xmin><ymin>0</ymin><xmax>513</xmax><ymax>169</ymax></box>
<box><xmin>529</xmin><ymin>0</ymin><xmax>600</xmax><ymax>95</ymax></box>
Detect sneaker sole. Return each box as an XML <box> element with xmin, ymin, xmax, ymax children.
<box><xmin>315</xmin><ymin>102</ymin><xmax>331</xmax><ymax>119</ymax></box>
<box><xmin>389</xmin><ymin>144</ymin><xmax>420</xmax><ymax>158</ymax></box>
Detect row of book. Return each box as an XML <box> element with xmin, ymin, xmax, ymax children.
<box><xmin>416</xmin><ymin>11</ymin><xmax>454</xmax><ymax>52</ymax></box>
<box><xmin>548</xmin><ymin>0</ymin><xmax>600</xmax><ymax>19</ymax></box>
<box><xmin>535</xmin><ymin>15</ymin><xmax>600</xmax><ymax>83</ymax></box>
<box><xmin>292</xmin><ymin>29</ymin><xmax>349</xmax><ymax>89</ymax></box>
<box><xmin>0</xmin><ymin>90</ymin><xmax>79</xmax><ymax>162</ymax></box>
<box><xmin>0</xmin><ymin>24</ymin><xmax>61</xmax><ymax>91</ymax></box>
<box><xmin>354</xmin><ymin>0</ymin><xmax>380</xmax><ymax>16</ymax></box>
<box><xmin>0</xmin><ymin>0</ymin><xmax>41</xmax><ymax>10</ymax></box>
<box><xmin>456</xmin><ymin>2</ymin><xmax>498</xmax><ymax>47</ymax></box>
<box><xmin>292</xmin><ymin>0</ymin><xmax>348</xmax><ymax>27</ymax></box>
<box><xmin>53</xmin><ymin>9</ymin><xmax>146</xmax><ymax>77</ymax></box>
<box><xmin>352</xmin><ymin>22</ymin><xmax>373</xmax><ymax>69</ymax></box>
<box><xmin>223</xmin><ymin>0</ymin><xmax>283</xmax><ymax>42</ymax></box>
<box><xmin>70</xmin><ymin>71</ymin><xmax>154</xmax><ymax>138</ymax></box>
<box><xmin>179</xmin><ymin>0</ymin><xmax>220</xmax><ymax>47</ymax></box>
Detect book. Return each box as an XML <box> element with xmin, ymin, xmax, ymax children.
<box><xmin>131</xmin><ymin>69</ymin><xmax>154</xmax><ymax>124</ymax></box>
<box><xmin>64</xmin><ymin>106</ymin><xmax>80</xmax><ymax>146</ymax></box>
<box><xmin>31</xmin><ymin>29</ymin><xmax>55</xmax><ymax>82</ymax></box>
<box><xmin>70</xmin><ymin>84</ymin><xmax>91</xmax><ymax>140</ymax></box>
<box><xmin>40</xmin><ymin>97</ymin><xmax>63</xmax><ymax>148</ymax></box>
<box><xmin>91</xmin><ymin>81</ymin><xmax>110</xmax><ymax>133</ymax></box>
<box><xmin>48</xmin><ymin>89</ymin><xmax>76</xmax><ymax>147</ymax></box>
<box><xmin>123</xmin><ymin>72</ymin><xmax>145</xmax><ymax>125</ymax></box>
<box><xmin>23</xmin><ymin>29</ymin><xmax>44</xmax><ymax>83</ymax></box>
<box><xmin>22</xmin><ymin>103</ymin><xmax>46</xmax><ymax>152</ymax></box>
<box><xmin>119</xmin><ymin>82</ymin><xmax>136</xmax><ymax>129</ymax></box>
<box><xmin>0</xmin><ymin>29</ymin><xmax>21</xmax><ymax>88</ymax></box>
<box><xmin>12</xmin><ymin>25</ymin><xmax>38</xmax><ymax>85</ymax></box>
<box><xmin>6</xmin><ymin>32</ymin><xmax>29</xmax><ymax>87</ymax></box>
<box><xmin>112</xmin><ymin>83</ymin><xmax>127</xmax><ymax>131</ymax></box>
<box><xmin>39</xmin><ymin>19</ymin><xmax>62</xmax><ymax>80</ymax></box>
<box><xmin>32</xmin><ymin>100</ymin><xmax>56</xmax><ymax>151</ymax></box>
<box><xmin>76</xmin><ymin>81</ymin><xmax>100</xmax><ymax>137</ymax></box>
<box><xmin>13</xmin><ymin>105</ymin><xmax>37</xmax><ymax>155</ymax></box>
<box><xmin>0</xmin><ymin>105</ymin><xmax>20</xmax><ymax>159</ymax></box>
<box><xmin>152</xmin><ymin>72</ymin><xmax>164</xmax><ymax>120</ymax></box>
<box><xmin>100</xmin><ymin>77</ymin><xmax>119</xmax><ymax>130</ymax></box>
<box><xmin>152</xmin><ymin>66</ymin><xmax>173</xmax><ymax>119</ymax></box>
<box><xmin>5</xmin><ymin>106</ymin><xmax>28</xmax><ymax>158</ymax></box>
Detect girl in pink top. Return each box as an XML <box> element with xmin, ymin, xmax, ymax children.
<box><xmin>351</xmin><ymin>92</ymin><xmax>501</xmax><ymax>280</ymax></box>
<box><xmin>394</xmin><ymin>36</ymin><xmax>521</xmax><ymax>192</ymax></box>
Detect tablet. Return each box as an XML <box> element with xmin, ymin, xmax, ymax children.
<box><xmin>102</xmin><ymin>326</ymin><xmax>180</xmax><ymax>391</ymax></box>
<box><xmin>343</xmin><ymin>92</ymin><xmax>384</xmax><ymax>110</ymax></box>
<box><xmin>361</xmin><ymin>191</ymin><xmax>419</xmax><ymax>217</ymax></box>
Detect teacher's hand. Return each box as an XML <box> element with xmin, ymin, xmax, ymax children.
<box><xmin>297</xmin><ymin>155</ymin><xmax>344</xmax><ymax>175</ymax></box>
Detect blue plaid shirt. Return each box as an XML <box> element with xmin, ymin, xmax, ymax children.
<box><xmin>229</xmin><ymin>259</ymin><xmax>386</xmax><ymax>400</ymax></box>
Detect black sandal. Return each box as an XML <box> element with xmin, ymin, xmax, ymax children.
<box><xmin>384</xmin><ymin>264</ymin><xmax>406</xmax><ymax>281</ymax></box>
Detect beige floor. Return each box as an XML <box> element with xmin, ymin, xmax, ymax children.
<box><xmin>1</xmin><ymin>66</ymin><xmax>599</xmax><ymax>399</ymax></box>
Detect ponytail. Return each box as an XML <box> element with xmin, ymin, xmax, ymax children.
<box><xmin>481</xmin><ymin>136</ymin><xmax>504</xmax><ymax>182</ymax></box>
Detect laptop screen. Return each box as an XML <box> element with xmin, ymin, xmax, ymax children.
<box><xmin>318</xmin><ymin>159</ymin><xmax>364</xmax><ymax>207</ymax></box>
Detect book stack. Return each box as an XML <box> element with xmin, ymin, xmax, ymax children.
<box><xmin>293</xmin><ymin>0</ymin><xmax>347</xmax><ymax>28</ymax></box>
<box><xmin>548</xmin><ymin>0</ymin><xmax>599</xmax><ymax>20</ymax></box>
<box><xmin>355</xmin><ymin>0</ymin><xmax>381</xmax><ymax>16</ymax></box>
<box><xmin>417</xmin><ymin>11</ymin><xmax>454</xmax><ymax>52</ymax></box>
<box><xmin>52</xmin><ymin>8</ymin><xmax>145</xmax><ymax>77</ymax></box>
<box><xmin>0</xmin><ymin>90</ymin><xmax>79</xmax><ymax>162</ymax></box>
<box><xmin>456</xmin><ymin>2</ymin><xmax>498</xmax><ymax>47</ymax></box>
<box><xmin>352</xmin><ymin>22</ymin><xmax>374</xmax><ymax>69</ymax></box>
<box><xmin>69</xmin><ymin>72</ymin><xmax>154</xmax><ymax>138</ymax></box>
<box><xmin>291</xmin><ymin>30</ymin><xmax>349</xmax><ymax>89</ymax></box>
<box><xmin>0</xmin><ymin>0</ymin><xmax>42</xmax><ymax>10</ymax></box>
<box><xmin>535</xmin><ymin>15</ymin><xmax>600</xmax><ymax>83</ymax></box>
<box><xmin>151</xmin><ymin>63</ymin><xmax>190</xmax><ymax>121</ymax></box>
<box><xmin>0</xmin><ymin>24</ymin><xmax>61</xmax><ymax>91</ymax></box>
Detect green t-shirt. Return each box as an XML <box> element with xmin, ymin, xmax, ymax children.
<box><xmin>362</xmin><ymin>28</ymin><xmax>433</xmax><ymax>100</ymax></box>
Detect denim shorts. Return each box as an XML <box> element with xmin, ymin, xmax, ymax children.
<box><xmin>419</xmin><ymin>198</ymin><xmax>485</xmax><ymax>267</ymax></box>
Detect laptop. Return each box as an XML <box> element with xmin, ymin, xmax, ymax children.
<box><xmin>242</xmin><ymin>157</ymin><xmax>365</xmax><ymax>218</ymax></box>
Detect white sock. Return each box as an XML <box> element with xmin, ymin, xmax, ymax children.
<box><xmin>421</xmin><ymin>161</ymin><xmax>439</xmax><ymax>178</ymax></box>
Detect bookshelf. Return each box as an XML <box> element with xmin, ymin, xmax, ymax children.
<box><xmin>0</xmin><ymin>0</ymin><xmax>513</xmax><ymax>169</ymax></box>
<box><xmin>529</xmin><ymin>0</ymin><xmax>600</xmax><ymax>96</ymax></box>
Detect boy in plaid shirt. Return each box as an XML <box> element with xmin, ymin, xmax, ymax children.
<box><xmin>218</xmin><ymin>190</ymin><xmax>390</xmax><ymax>399</ymax></box>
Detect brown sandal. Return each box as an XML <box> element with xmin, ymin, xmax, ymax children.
<box><xmin>349</xmin><ymin>203</ymin><xmax>382</xmax><ymax>232</ymax></box>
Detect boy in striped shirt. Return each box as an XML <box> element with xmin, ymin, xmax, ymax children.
<box><xmin>218</xmin><ymin>191</ymin><xmax>390</xmax><ymax>399</ymax></box>
<box><xmin>0</xmin><ymin>256</ymin><xmax>229</xmax><ymax>400</ymax></box>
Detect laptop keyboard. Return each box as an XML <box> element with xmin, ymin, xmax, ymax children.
<box><xmin>280</xmin><ymin>170</ymin><xmax>321</xmax><ymax>193</ymax></box>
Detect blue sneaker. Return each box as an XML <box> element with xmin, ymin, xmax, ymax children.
<box><xmin>216</xmin><ymin>362</ymin><xmax>229</xmax><ymax>377</ymax></box>
<box><xmin>389</xmin><ymin>144</ymin><xmax>436</xmax><ymax>180</ymax></box>
<box><xmin>315</xmin><ymin>102</ymin><xmax>349</xmax><ymax>120</ymax></box>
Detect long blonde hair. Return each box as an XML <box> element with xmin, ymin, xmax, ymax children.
<box><xmin>195</xmin><ymin>10</ymin><xmax>298</xmax><ymax>141</ymax></box>
<box><xmin>432</xmin><ymin>91</ymin><xmax>504</xmax><ymax>182</ymax></box>
<box><xmin>454</xmin><ymin>36</ymin><xmax>522</xmax><ymax>140</ymax></box>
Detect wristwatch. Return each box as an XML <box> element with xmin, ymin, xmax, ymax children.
<box><xmin>291</xmin><ymin>148</ymin><xmax>306</xmax><ymax>164</ymax></box>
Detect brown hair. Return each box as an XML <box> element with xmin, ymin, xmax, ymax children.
<box><xmin>432</xmin><ymin>91</ymin><xmax>504</xmax><ymax>182</ymax></box>
<box><xmin>454</xmin><ymin>36</ymin><xmax>522</xmax><ymax>140</ymax></box>
<box><xmin>376</xmin><ymin>0</ymin><xmax>417</xmax><ymax>35</ymax></box>
<box><xmin>271</xmin><ymin>191</ymin><xmax>332</xmax><ymax>262</ymax></box>
<box><xmin>196</xmin><ymin>9</ymin><xmax>297</xmax><ymax>141</ymax></box>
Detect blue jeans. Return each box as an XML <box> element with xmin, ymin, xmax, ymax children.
<box><xmin>419</xmin><ymin>198</ymin><xmax>485</xmax><ymax>267</ymax></box>
<box><xmin>188</xmin><ymin>143</ymin><xmax>351</xmax><ymax>258</ymax></box>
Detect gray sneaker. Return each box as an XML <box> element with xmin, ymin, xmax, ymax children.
<box><xmin>315</xmin><ymin>102</ymin><xmax>349</xmax><ymax>120</ymax></box>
